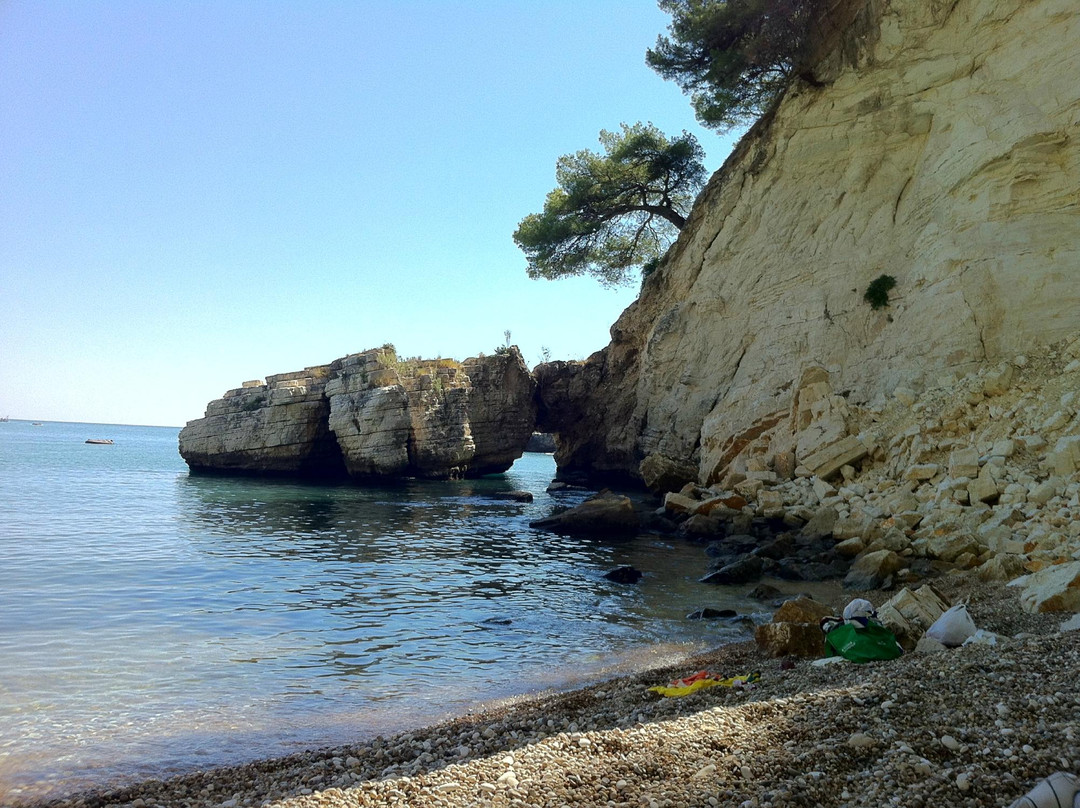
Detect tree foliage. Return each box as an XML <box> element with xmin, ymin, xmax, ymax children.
<box><xmin>514</xmin><ymin>123</ymin><xmax>706</xmax><ymax>287</ymax></box>
<box><xmin>646</xmin><ymin>0</ymin><xmax>824</xmax><ymax>131</ymax></box>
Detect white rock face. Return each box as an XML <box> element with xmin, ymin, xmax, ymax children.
<box><xmin>547</xmin><ymin>0</ymin><xmax>1080</xmax><ymax>487</ymax></box>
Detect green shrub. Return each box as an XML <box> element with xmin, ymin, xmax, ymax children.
<box><xmin>864</xmin><ymin>274</ymin><xmax>897</xmax><ymax>310</ymax></box>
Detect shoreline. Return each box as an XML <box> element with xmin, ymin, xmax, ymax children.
<box><xmin>14</xmin><ymin>577</ymin><xmax>1079</xmax><ymax>808</ymax></box>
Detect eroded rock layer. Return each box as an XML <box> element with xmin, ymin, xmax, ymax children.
<box><xmin>179</xmin><ymin>347</ymin><xmax>536</xmax><ymax>480</ymax></box>
<box><xmin>178</xmin><ymin>367</ymin><xmax>344</xmax><ymax>477</ymax></box>
<box><xmin>540</xmin><ymin>0</ymin><xmax>1080</xmax><ymax>489</ymax></box>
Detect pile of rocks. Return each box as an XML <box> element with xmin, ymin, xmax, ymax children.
<box><xmin>658</xmin><ymin>337</ymin><xmax>1080</xmax><ymax>614</ymax></box>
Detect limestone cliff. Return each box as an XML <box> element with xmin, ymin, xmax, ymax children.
<box><xmin>179</xmin><ymin>347</ymin><xmax>537</xmax><ymax>480</ymax></box>
<box><xmin>542</xmin><ymin>0</ymin><xmax>1080</xmax><ymax>489</ymax></box>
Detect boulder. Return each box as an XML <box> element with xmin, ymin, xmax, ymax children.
<box><xmin>529</xmin><ymin>492</ymin><xmax>639</xmax><ymax>536</ymax></box>
<box><xmin>754</xmin><ymin>622</ymin><xmax>825</xmax><ymax>658</ymax></box>
<box><xmin>686</xmin><ymin>607</ymin><xmax>737</xmax><ymax>620</ymax></box>
<box><xmin>976</xmin><ymin>553</ymin><xmax>1026</xmax><ymax>582</ymax></box>
<box><xmin>679</xmin><ymin>514</ymin><xmax>727</xmax><ymax>538</ymax></box>
<box><xmin>903</xmin><ymin>464</ymin><xmax>939</xmax><ymax>482</ymax></box>
<box><xmin>833</xmin><ymin>514</ymin><xmax>876</xmax><ymax>541</ymax></box>
<box><xmin>926</xmin><ymin>532</ymin><xmax>981</xmax><ymax>563</ymax></box>
<box><xmin>1014</xmin><ymin>561</ymin><xmax>1080</xmax><ymax>613</ymax></box>
<box><xmin>982</xmin><ymin>364</ymin><xmax>1015</xmax><ymax>396</ymax></box>
<box><xmin>877</xmin><ymin>585</ymin><xmax>950</xmax><ymax>647</ymax></box>
<box><xmin>843</xmin><ymin>550</ymin><xmax>904</xmax><ymax>590</ymax></box>
<box><xmin>695</xmin><ymin>494</ymin><xmax>747</xmax><ymax>515</ymax></box>
<box><xmin>834</xmin><ymin>537</ymin><xmax>866</xmax><ymax>558</ymax></box>
<box><xmin>948</xmin><ymin>447</ymin><xmax>980</xmax><ymax>480</ymax></box>
<box><xmin>603</xmin><ymin>566</ymin><xmax>642</xmax><ymax>584</ymax></box>
<box><xmin>1048</xmin><ymin>436</ymin><xmax>1080</xmax><ymax>476</ymax></box>
<box><xmin>747</xmin><ymin>583</ymin><xmax>783</xmax><ymax>601</ymax></box>
<box><xmin>753</xmin><ymin>535</ymin><xmax>796</xmax><ymax>561</ymax></box>
<box><xmin>772</xmin><ymin>597</ymin><xmax>833</xmax><ymax>625</ymax></box>
<box><xmin>801</xmin><ymin>506</ymin><xmax>839</xmax><ymax>540</ymax></box>
<box><xmin>864</xmin><ymin>527</ymin><xmax>910</xmax><ymax>555</ymax></box>
<box><xmin>700</xmin><ymin>555</ymin><xmax>764</xmax><ymax>585</ymax></box>
<box><xmin>776</xmin><ymin>559</ymin><xmax>847</xmax><ymax>581</ymax></box>
<box><xmin>663</xmin><ymin>491</ymin><xmax>701</xmax><ymax>515</ymax></box>
<box><xmin>639</xmin><ymin>453</ymin><xmax>698</xmax><ymax>492</ymax></box>
<box><xmin>800</xmin><ymin>435</ymin><xmax>870</xmax><ymax>481</ymax></box>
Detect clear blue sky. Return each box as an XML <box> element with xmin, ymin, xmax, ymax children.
<box><xmin>1</xmin><ymin>1</ymin><xmax>738</xmax><ymax>427</ymax></box>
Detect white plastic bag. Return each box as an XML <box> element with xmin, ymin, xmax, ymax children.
<box><xmin>962</xmin><ymin>629</ymin><xmax>999</xmax><ymax>647</ymax></box>
<box><xmin>925</xmin><ymin>603</ymin><xmax>977</xmax><ymax>647</ymax></box>
<box><xmin>1007</xmin><ymin>771</ymin><xmax>1080</xmax><ymax>808</ymax></box>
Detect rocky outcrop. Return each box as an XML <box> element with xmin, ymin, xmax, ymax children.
<box><xmin>528</xmin><ymin>491</ymin><xmax>640</xmax><ymax>536</ymax></box>
<box><xmin>461</xmin><ymin>352</ymin><xmax>540</xmax><ymax>475</ymax></box>
<box><xmin>536</xmin><ymin>0</ymin><xmax>1080</xmax><ymax>491</ymax></box>
<box><xmin>179</xmin><ymin>346</ymin><xmax>537</xmax><ymax>480</ymax></box>
<box><xmin>326</xmin><ymin>349</ymin><xmax>475</xmax><ymax>478</ymax></box>
<box><xmin>178</xmin><ymin>367</ymin><xmax>345</xmax><ymax>477</ymax></box>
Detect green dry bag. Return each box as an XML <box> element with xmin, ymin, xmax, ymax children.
<box><xmin>824</xmin><ymin>621</ymin><xmax>903</xmax><ymax>663</ymax></box>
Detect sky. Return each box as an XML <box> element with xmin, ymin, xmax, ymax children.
<box><xmin>1</xmin><ymin>1</ymin><xmax>740</xmax><ymax>427</ymax></box>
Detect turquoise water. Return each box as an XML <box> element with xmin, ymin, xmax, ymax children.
<box><xmin>0</xmin><ymin>420</ymin><xmax>767</xmax><ymax>801</ymax></box>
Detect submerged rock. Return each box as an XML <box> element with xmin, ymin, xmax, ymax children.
<box><xmin>489</xmin><ymin>490</ymin><xmax>534</xmax><ymax>503</ymax></box>
<box><xmin>603</xmin><ymin>566</ymin><xmax>642</xmax><ymax>584</ymax></box>
<box><xmin>529</xmin><ymin>492</ymin><xmax>639</xmax><ymax>537</ymax></box>
<box><xmin>700</xmin><ymin>555</ymin><xmax>764</xmax><ymax>585</ymax></box>
<box><xmin>686</xmin><ymin>607</ymin><xmax>737</xmax><ymax>620</ymax></box>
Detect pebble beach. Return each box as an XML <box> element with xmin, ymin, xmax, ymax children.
<box><xmin>17</xmin><ymin>579</ymin><xmax>1079</xmax><ymax>808</ymax></box>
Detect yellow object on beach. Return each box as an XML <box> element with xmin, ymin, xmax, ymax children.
<box><xmin>648</xmin><ymin>671</ymin><xmax>760</xmax><ymax>698</ymax></box>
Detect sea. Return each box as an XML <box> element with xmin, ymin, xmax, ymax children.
<box><xmin>0</xmin><ymin>419</ymin><xmax>784</xmax><ymax>802</ymax></box>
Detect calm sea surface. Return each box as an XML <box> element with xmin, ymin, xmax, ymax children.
<box><xmin>0</xmin><ymin>420</ymin><xmax>775</xmax><ymax>802</ymax></box>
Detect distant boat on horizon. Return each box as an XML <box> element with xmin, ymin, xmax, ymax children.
<box><xmin>85</xmin><ymin>438</ymin><xmax>114</xmax><ymax>445</ymax></box>
<box><xmin>0</xmin><ymin>415</ymin><xmax>8</xmax><ymax>422</ymax></box>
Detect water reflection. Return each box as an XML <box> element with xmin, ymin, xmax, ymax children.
<box><xmin>2</xmin><ymin>445</ymin><xmax>778</xmax><ymax>802</ymax></box>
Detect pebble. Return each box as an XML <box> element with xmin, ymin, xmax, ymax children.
<box><xmin>848</xmin><ymin>733</ymin><xmax>876</xmax><ymax>748</ymax></box>
<box><xmin>940</xmin><ymin>735</ymin><xmax>961</xmax><ymax>751</ymax></box>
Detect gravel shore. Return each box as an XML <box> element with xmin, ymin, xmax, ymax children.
<box><xmin>16</xmin><ymin>578</ymin><xmax>1079</xmax><ymax>808</ymax></box>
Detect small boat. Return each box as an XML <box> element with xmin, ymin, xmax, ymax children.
<box><xmin>0</xmin><ymin>415</ymin><xmax>8</xmax><ymax>422</ymax></box>
<box><xmin>32</xmin><ymin>422</ymin><xmax>42</xmax><ymax>426</ymax></box>
<box><xmin>85</xmin><ymin>439</ymin><xmax>114</xmax><ymax>445</ymax></box>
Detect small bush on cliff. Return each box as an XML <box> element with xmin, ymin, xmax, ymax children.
<box><xmin>647</xmin><ymin>0</ymin><xmax>827</xmax><ymax>131</ymax></box>
<box><xmin>864</xmin><ymin>274</ymin><xmax>897</xmax><ymax>310</ymax></box>
<box><xmin>514</xmin><ymin>122</ymin><xmax>705</xmax><ymax>287</ymax></box>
